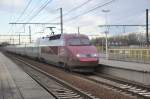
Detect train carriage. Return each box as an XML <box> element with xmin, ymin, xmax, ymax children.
<box><xmin>5</xmin><ymin>33</ymin><xmax>99</xmax><ymax>72</ymax></box>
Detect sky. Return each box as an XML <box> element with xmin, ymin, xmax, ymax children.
<box><xmin>0</xmin><ymin>0</ymin><xmax>150</xmax><ymax>43</ymax></box>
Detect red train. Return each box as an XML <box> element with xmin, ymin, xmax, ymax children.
<box><xmin>6</xmin><ymin>33</ymin><xmax>99</xmax><ymax>72</ymax></box>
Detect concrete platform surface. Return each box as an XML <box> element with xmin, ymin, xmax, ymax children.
<box><xmin>0</xmin><ymin>52</ymin><xmax>55</xmax><ymax>99</ymax></box>
<box><xmin>99</xmin><ymin>58</ymin><xmax>150</xmax><ymax>72</ymax></box>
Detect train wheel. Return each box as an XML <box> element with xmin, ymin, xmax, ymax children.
<box><xmin>39</xmin><ymin>58</ymin><xmax>45</xmax><ymax>63</ymax></box>
<box><xmin>68</xmin><ymin>66</ymin><xmax>72</xmax><ymax>72</ymax></box>
<box><xmin>63</xmin><ymin>63</ymin><xmax>68</xmax><ymax>71</ymax></box>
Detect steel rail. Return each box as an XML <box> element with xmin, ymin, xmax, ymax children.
<box><xmin>10</xmin><ymin>55</ymin><xmax>98</xmax><ymax>99</ymax></box>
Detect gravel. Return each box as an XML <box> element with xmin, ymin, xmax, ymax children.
<box><xmin>9</xmin><ymin>54</ymin><xmax>142</xmax><ymax>99</ymax></box>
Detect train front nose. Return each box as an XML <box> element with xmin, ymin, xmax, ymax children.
<box><xmin>76</xmin><ymin>53</ymin><xmax>99</xmax><ymax>62</ymax></box>
<box><xmin>74</xmin><ymin>52</ymin><xmax>99</xmax><ymax>72</ymax></box>
<box><xmin>67</xmin><ymin>46</ymin><xmax>99</xmax><ymax>72</ymax></box>
<box><xmin>68</xmin><ymin>46</ymin><xmax>99</xmax><ymax>66</ymax></box>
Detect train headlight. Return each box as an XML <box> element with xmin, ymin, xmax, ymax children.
<box><xmin>76</xmin><ymin>54</ymin><xmax>86</xmax><ymax>58</ymax></box>
<box><xmin>91</xmin><ymin>53</ymin><xmax>98</xmax><ymax>58</ymax></box>
<box><xmin>76</xmin><ymin>53</ymin><xmax>98</xmax><ymax>58</ymax></box>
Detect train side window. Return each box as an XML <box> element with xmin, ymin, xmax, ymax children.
<box><xmin>68</xmin><ymin>38</ymin><xmax>91</xmax><ymax>46</ymax></box>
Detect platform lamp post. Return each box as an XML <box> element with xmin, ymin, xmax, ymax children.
<box><xmin>102</xmin><ymin>9</ymin><xmax>110</xmax><ymax>59</ymax></box>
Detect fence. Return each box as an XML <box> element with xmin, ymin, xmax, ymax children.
<box><xmin>107</xmin><ymin>48</ymin><xmax>150</xmax><ymax>64</ymax></box>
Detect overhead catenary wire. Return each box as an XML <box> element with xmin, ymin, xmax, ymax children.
<box><xmin>15</xmin><ymin>0</ymin><xmax>33</xmax><ymax>22</ymax></box>
<box><xmin>25</xmin><ymin>0</ymin><xmax>51</xmax><ymax>22</ymax></box>
<box><xmin>14</xmin><ymin>0</ymin><xmax>53</xmax><ymax>35</ymax></box>
<box><xmin>8</xmin><ymin>0</ymin><xmax>16</xmax><ymax>35</ymax></box>
<box><xmin>50</xmin><ymin>0</ymin><xmax>93</xmax><ymax>22</ymax></box>
<box><xmin>13</xmin><ymin>0</ymin><xmax>44</xmax><ymax>33</ymax></box>
<box><xmin>35</xmin><ymin>8</ymin><xmax>60</xmax><ymax>22</ymax></box>
<box><xmin>65</xmin><ymin>0</ymin><xmax>115</xmax><ymax>22</ymax></box>
<box><xmin>22</xmin><ymin>0</ymin><xmax>44</xmax><ymax>21</ymax></box>
<box><xmin>26</xmin><ymin>0</ymin><xmax>54</xmax><ymax>23</ymax></box>
<box><xmin>9</xmin><ymin>0</ymin><xmax>30</xmax><ymax>32</ymax></box>
<box><xmin>64</xmin><ymin>0</ymin><xmax>94</xmax><ymax>16</ymax></box>
<box><xmin>7</xmin><ymin>0</ymin><xmax>33</xmax><ymax>44</ymax></box>
<box><xmin>113</xmin><ymin>10</ymin><xmax>145</xmax><ymax>25</ymax></box>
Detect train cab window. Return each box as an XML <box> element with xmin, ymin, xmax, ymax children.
<box><xmin>68</xmin><ymin>38</ymin><xmax>91</xmax><ymax>46</ymax></box>
<box><xmin>80</xmin><ymin>38</ymin><xmax>91</xmax><ymax>45</ymax></box>
<box><xmin>49</xmin><ymin>34</ymin><xmax>61</xmax><ymax>40</ymax></box>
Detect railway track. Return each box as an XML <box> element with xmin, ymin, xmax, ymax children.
<box><xmin>5</xmin><ymin>52</ymin><xmax>141</xmax><ymax>99</ymax></box>
<box><xmin>82</xmin><ymin>73</ymin><xmax>150</xmax><ymax>99</ymax></box>
<box><xmin>9</xmin><ymin>55</ymin><xmax>98</xmax><ymax>99</ymax></box>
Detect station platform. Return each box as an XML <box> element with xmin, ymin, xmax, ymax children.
<box><xmin>99</xmin><ymin>58</ymin><xmax>150</xmax><ymax>72</ymax></box>
<box><xmin>0</xmin><ymin>52</ymin><xmax>54</xmax><ymax>99</ymax></box>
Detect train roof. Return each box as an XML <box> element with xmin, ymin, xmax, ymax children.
<box><xmin>37</xmin><ymin>33</ymin><xmax>88</xmax><ymax>41</ymax></box>
<box><xmin>40</xmin><ymin>33</ymin><xmax>88</xmax><ymax>40</ymax></box>
<box><xmin>62</xmin><ymin>33</ymin><xmax>88</xmax><ymax>39</ymax></box>
<box><xmin>35</xmin><ymin>33</ymin><xmax>89</xmax><ymax>46</ymax></box>
<box><xmin>6</xmin><ymin>33</ymin><xmax>89</xmax><ymax>48</ymax></box>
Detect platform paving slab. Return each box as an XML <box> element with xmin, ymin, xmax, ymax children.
<box><xmin>99</xmin><ymin>58</ymin><xmax>150</xmax><ymax>72</ymax></box>
<box><xmin>0</xmin><ymin>52</ymin><xmax>55</xmax><ymax>99</ymax></box>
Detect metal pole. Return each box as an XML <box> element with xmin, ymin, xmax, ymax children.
<box><xmin>105</xmin><ymin>31</ymin><xmax>108</xmax><ymax>59</ymax></box>
<box><xmin>102</xmin><ymin>9</ymin><xmax>110</xmax><ymax>59</ymax></box>
<box><xmin>78</xmin><ymin>27</ymin><xmax>80</xmax><ymax>35</ymax></box>
<box><xmin>102</xmin><ymin>39</ymin><xmax>103</xmax><ymax>53</ymax></box>
<box><xmin>146</xmin><ymin>9</ymin><xmax>149</xmax><ymax>46</ymax></box>
<box><xmin>13</xmin><ymin>38</ymin><xmax>14</xmax><ymax>45</ymax></box>
<box><xmin>19</xmin><ymin>34</ymin><xmax>20</xmax><ymax>44</ymax></box>
<box><xmin>23</xmin><ymin>25</ymin><xmax>26</xmax><ymax>33</ymax></box>
<box><xmin>29</xmin><ymin>26</ymin><xmax>31</xmax><ymax>43</ymax></box>
<box><xmin>42</xmin><ymin>24</ymin><xmax>45</xmax><ymax>33</ymax></box>
<box><xmin>10</xmin><ymin>38</ymin><xmax>11</xmax><ymax>44</ymax></box>
<box><xmin>60</xmin><ymin>8</ymin><xmax>63</xmax><ymax>34</ymax></box>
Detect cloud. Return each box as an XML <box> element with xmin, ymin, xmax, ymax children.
<box><xmin>1</xmin><ymin>0</ymin><xmax>150</xmax><ymax>39</ymax></box>
<box><xmin>0</xmin><ymin>0</ymin><xmax>25</xmax><ymax>12</ymax></box>
<box><xmin>79</xmin><ymin>15</ymin><xmax>105</xmax><ymax>26</ymax></box>
<box><xmin>62</xmin><ymin>14</ymin><xmax>105</xmax><ymax>36</ymax></box>
<box><xmin>1</xmin><ymin>0</ymin><xmax>24</xmax><ymax>6</ymax></box>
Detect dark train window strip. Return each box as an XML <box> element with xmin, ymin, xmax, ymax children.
<box><xmin>49</xmin><ymin>34</ymin><xmax>61</xmax><ymax>40</ymax></box>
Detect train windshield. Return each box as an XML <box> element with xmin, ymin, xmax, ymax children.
<box><xmin>68</xmin><ymin>38</ymin><xmax>91</xmax><ymax>46</ymax></box>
